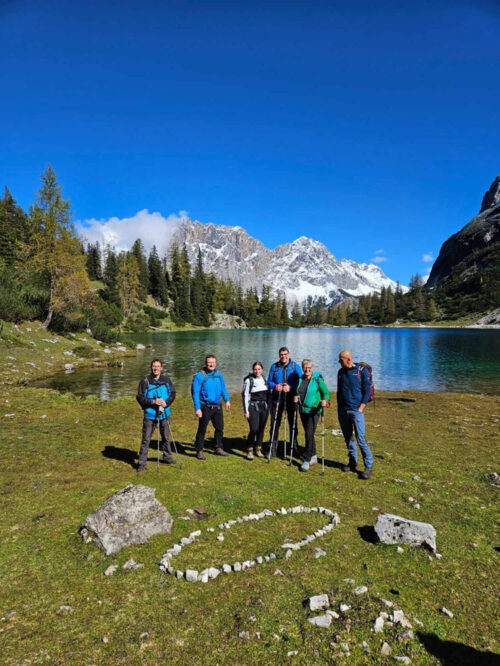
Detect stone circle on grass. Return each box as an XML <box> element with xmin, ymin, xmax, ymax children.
<box><xmin>160</xmin><ymin>505</ymin><xmax>340</xmax><ymax>582</ymax></box>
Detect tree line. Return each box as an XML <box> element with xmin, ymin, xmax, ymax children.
<box><xmin>2</xmin><ymin>166</ymin><xmax>493</xmax><ymax>339</ymax></box>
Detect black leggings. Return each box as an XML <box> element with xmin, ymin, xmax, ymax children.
<box><xmin>247</xmin><ymin>400</ymin><xmax>269</xmax><ymax>448</ymax></box>
<box><xmin>195</xmin><ymin>404</ymin><xmax>224</xmax><ymax>451</ymax></box>
<box><xmin>300</xmin><ymin>412</ymin><xmax>320</xmax><ymax>462</ymax></box>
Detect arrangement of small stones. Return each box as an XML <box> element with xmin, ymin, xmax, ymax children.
<box><xmin>159</xmin><ymin>506</ymin><xmax>339</xmax><ymax>583</ymax></box>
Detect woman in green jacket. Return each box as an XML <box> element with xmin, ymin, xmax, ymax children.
<box><xmin>293</xmin><ymin>359</ymin><xmax>330</xmax><ymax>472</ymax></box>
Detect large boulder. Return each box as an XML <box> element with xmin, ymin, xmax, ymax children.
<box><xmin>81</xmin><ymin>485</ymin><xmax>173</xmax><ymax>555</ymax></box>
<box><xmin>374</xmin><ymin>514</ymin><xmax>436</xmax><ymax>552</ymax></box>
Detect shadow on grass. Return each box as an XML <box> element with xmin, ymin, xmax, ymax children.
<box><xmin>102</xmin><ymin>445</ymin><xmax>137</xmax><ymax>468</ymax></box>
<box><xmin>357</xmin><ymin>525</ymin><xmax>379</xmax><ymax>544</ymax></box>
<box><xmin>417</xmin><ymin>632</ymin><xmax>499</xmax><ymax>665</ymax></box>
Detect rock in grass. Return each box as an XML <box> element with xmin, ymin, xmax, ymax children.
<box><xmin>56</xmin><ymin>605</ymin><xmax>73</xmax><ymax>614</ymax></box>
<box><xmin>394</xmin><ymin>657</ymin><xmax>411</xmax><ymax>664</ymax></box>
<box><xmin>81</xmin><ymin>485</ymin><xmax>173</xmax><ymax>555</ymax></box>
<box><xmin>123</xmin><ymin>559</ymin><xmax>144</xmax><ymax>570</ymax></box>
<box><xmin>381</xmin><ymin>642</ymin><xmax>392</xmax><ymax>656</ymax></box>
<box><xmin>354</xmin><ymin>585</ymin><xmax>368</xmax><ymax>595</ymax></box>
<box><xmin>308</xmin><ymin>614</ymin><xmax>332</xmax><ymax>628</ymax></box>
<box><xmin>221</xmin><ymin>564</ymin><xmax>232</xmax><ymax>573</ymax></box>
<box><xmin>339</xmin><ymin>604</ymin><xmax>351</xmax><ymax>613</ymax></box>
<box><xmin>309</xmin><ymin>594</ymin><xmax>329</xmax><ymax>611</ymax></box>
<box><xmin>440</xmin><ymin>606</ymin><xmax>454</xmax><ymax>618</ymax></box>
<box><xmin>239</xmin><ymin>631</ymin><xmax>250</xmax><ymax>639</ymax></box>
<box><xmin>104</xmin><ymin>565</ymin><xmax>118</xmax><ymax>576</ymax></box>
<box><xmin>375</xmin><ymin>514</ymin><xmax>436</xmax><ymax>552</ymax></box>
<box><xmin>208</xmin><ymin>567</ymin><xmax>220</xmax><ymax>579</ymax></box>
<box><xmin>185</xmin><ymin>570</ymin><xmax>198</xmax><ymax>582</ymax></box>
<box><xmin>374</xmin><ymin>616</ymin><xmax>385</xmax><ymax>633</ymax></box>
<box><xmin>315</xmin><ymin>548</ymin><xmax>326</xmax><ymax>558</ymax></box>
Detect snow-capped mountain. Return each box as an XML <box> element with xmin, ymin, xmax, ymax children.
<box><xmin>171</xmin><ymin>219</ymin><xmax>404</xmax><ymax>304</ymax></box>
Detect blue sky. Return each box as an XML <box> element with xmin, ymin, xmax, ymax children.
<box><xmin>1</xmin><ymin>0</ymin><xmax>499</xmax><ymax>285</ymax></box>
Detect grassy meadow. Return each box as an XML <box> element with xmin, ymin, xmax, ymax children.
<box><xmin>1</xmin><ymin>325</ymin><xmax>499</xmax><ymax>665</ymax></box>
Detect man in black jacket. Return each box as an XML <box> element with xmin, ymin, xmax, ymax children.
<box><xmin>136</xmin><ymin>359</ymin><xmax>176</xmax><ymax>472</ymax></box>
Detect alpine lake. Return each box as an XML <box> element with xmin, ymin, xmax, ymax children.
<box><xmin>33</xmin><ymin>327</ymin><xmax>500</xmax><ymax>398</ymax></box>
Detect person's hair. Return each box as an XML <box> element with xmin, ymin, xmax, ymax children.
<box><xmin>252</xmin><ymin>361</ymin><xmax>264</xmax><ymax>371</ymax></box>
<box><xmin>302</xmin><ymin>358</ymin><xmax>313</xmax><ymax>367</ymax></box>
<box><xmin>205</xmin><ymin>354</ymin><xmax>216</xmax><ymax>364</ymax></box>
<box><xmin>151</xmin><ymin>358</ymin><xmax>163</xmax><ymax>368</ymax></box>
<box><xmin>279</xmin><ymin>347</ymin><xmax>289</xmax><ymax>354</ymax></box>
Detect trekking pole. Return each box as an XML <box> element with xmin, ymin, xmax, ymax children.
<box><xmin>283</xmin><ymin>392</ymin><xmax>287</xmax><ymax>462</ymax></box>
<box><xmin>321</xmin><ymin>413</ymin><xmax>325</xmax><ymax>476</ymax></box>
<box><xmin>288</xmin><ymin>402</ymin><xmax>298</xmax><ymax>467</ymax></box>
<box><xmin>156</xmin><ymin>417</ymin><xmax>160</xmax><ymax>474</ymax></box>
<box><xmin>267</xmin><ymin>391</ymin><xmax>282</xmax><ymax>463</ymax></box>
<box><xmin>166</xmin><ymin>419</ymin><xmax>182</xmax><ymax>470</ymax></box>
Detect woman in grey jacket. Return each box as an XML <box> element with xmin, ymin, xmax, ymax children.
<box><xmin>242</xmin><ymin>362</ymin><xmax>270</xmax><ymax>460</ymax></box>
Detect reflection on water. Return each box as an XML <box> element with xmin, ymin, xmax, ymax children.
<box><xmin>34</xmin><ymin>328</ymin><xmax>500</xmax><ymax>399</ymax></box>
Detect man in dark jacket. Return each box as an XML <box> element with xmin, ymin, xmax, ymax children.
<box><xmin>192</xmin><ymin>354</ymin><xmax>231</xmax><ymax>460</ymax></box>
<box><xmin>136</xmin><ymin>359</ymin><xmax>176</xmax><ymax>472</ymax></box>
<box><xmin>267</xmin><ymin>347</ymin><xmax>302</xmax><ymax>457</ymax></box>
<box><xmin>337</xmin><ymin>349</ymin><xmax>373</xmax><ymax>480</ymax></box>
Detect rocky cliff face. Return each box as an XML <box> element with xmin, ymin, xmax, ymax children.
<box><xmin>170</xmin><ymin>220</ymin><xmax>402</xmax><ymax>304</ymax></box>
<box><xmin>427</xmin><ymin>177</ymin><xmax>500</xmax><ymax>288</ymax></box>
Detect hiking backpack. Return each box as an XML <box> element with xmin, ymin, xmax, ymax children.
<box><xmin>357</xmin><ymin>362</ymin><xmax>375</xmax><ymax>404</ymax></box>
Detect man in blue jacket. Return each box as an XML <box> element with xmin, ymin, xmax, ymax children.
<box><xmin>136</xmin><ymin>359</ymin><xmax>176</xmax><ymax>472</ymax></box>
<box><xmin>192</xmin><ymin>354</ymin><xmax>231</xmax><ymax>460</ymax></box>
<box><xmin>337</xmin><ymin>349</ymin><xmax>373</xmax><ymax>480</ymax></box>
<box><xmin>267</xmin><ymin>346</ymin><xmax>302</xmax><ymax>457</ymax></box>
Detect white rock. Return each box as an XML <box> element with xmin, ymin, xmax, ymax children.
<box><xmin>285</xmin><ymin>549</ymin><xmax>293</xmax><ymax>559</ymax></box>
<box><xmin>221</xmin><ymin>564</ymin><xmax>232</xmax><ymax>573</ymax></box>
<box><xmin>56</xmin><ymin>605</ymin><xmax>74</xmax><ymax>614</ymax></box>
<box><xmin>198</xmin><ymin>570</ymin><xmax>209</xmax><ymax>583</ymax></box>
<box><xmin>136</xmin><ymin>343</ymin><xmax>146</xmax><ymax>350</ymax></box>
<box><xmin>354</xmin><ymin>585</ymin><xmax>368</xmax><ymax>595</ymax></box>
<box><xmin>392</xmin><ymin>610</ymin><xmax>405</xmax><ymax>624</ymax></box>
<box><xmin>440</xmin><ymin>607</ymin><xmax>454</xmax><ymax>618</ymax></box>
<box><xmin>315</xmin><ymin>548</ymin><xmax>327</xmax><ymax>558</ymax></box>
<box><xmin>374</xmin><ymin>616</ymin><xmax>385</xmax><ymax>633</ymax></box>
<box><xmin>394</xmin><ymin>657</ymin><xmax>411</xmax><ymax>664</ymax></box>
<box><xmin>397</xmin><ymin>546</ymin><xmax>404</xmax><ymax>553</ymax></box>
<box><xmin>309</xmin><ymin>594</ymin><xmax>329</xmax><ymax>611</ymax></box>
<box><xmin>380</xmin><ymin>598</ymin><xmax>394</xmax><ymax>607</ymax></box>
<box><xmin>326</xmin><ymin>610</ymin><xmax>340</xmax><ymax>618</ymax></box>
<box><xmin>102</xmin><ymin>636</ymin><xmax>109</xmax><ymax>643</ymax></box>
<box><xmin>308</xmin><ymin>614</ymin><xmax>332</xmax><ymax>628</ymax></box>
<box><xmin>256</xmin><ymin>556</ymin><xmax>263</xmax><ymax>564</ymax></box>
<box><xmin>175</xmin><ymin>570</ymin><xmax>184</xmax><ymax>579</ymax></box>
<box><xmin>239</xmin><ymin>631</ymin><xmax>250</xmax><ymax>639</ymax></box>
<box><xmin>233</xmin><ymin>562</ymin><xmax>242</xmax><ymax>572</ymax></box>
<box><xmin>208</xmin><ymin>567</ymin><xmax>220</xmax><ymax>579</ymax></box>
<box><xmin>381</xmin><ymin>641</ymin><xmax>392</xmax><ymax>656</ymax></box>
<box><xmin>217</xmin><ymin>534</ymin><xmax>224</xmax><ymax>541</ymax></box>
<box><xmin>339</xmin><ymin>604</ymin><xmax>351</xmax><ymax>613</ymax></box>
<box><xmin>185</xmin><ymin>570</ymin><xmax>198</xmax><ymax>582</ymax></box>
<box><xmin>287</xmin><ymin>651</ymin><xmax>298</xmax><ymax>657</ymax></box>
<box><xmin>104</xmin><ymin>565</ymin><xmax>118</xmax><ymax>576</ymax></box>
<box><xmin>343</xmin><ymin>578</ymin><xmax>355</xmax><ymax>584</ymax></box>
<box><xmin>273</xmin><ymin>569</ymin><xmax>284</xmax><ymax>576</ymax></box>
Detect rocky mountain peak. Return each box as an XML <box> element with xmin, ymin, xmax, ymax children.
<box><xmin>480</xmin><ymin>176</ymin><xmax>500</xmax><ymax>213</ymax></box>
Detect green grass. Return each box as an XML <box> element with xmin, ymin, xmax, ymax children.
<box><xmin>1</xmin><ymin>375</ymin><xmax>499</xmax><ymax>664</ymax></box>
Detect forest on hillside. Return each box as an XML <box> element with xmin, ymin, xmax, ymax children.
<box><xmin>1</xmin><ymin>166</ymin><xmax>493</xmax><ymax>340</ymax></box>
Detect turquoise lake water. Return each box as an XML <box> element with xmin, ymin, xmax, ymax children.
<box><xmin>34</xmin><ymin>328</ymin><xmax>500</xmax><ymax>398</ymax></box>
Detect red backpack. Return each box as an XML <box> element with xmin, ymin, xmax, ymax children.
<box><xmin>357</xmin><ymin>362</ymin><xmax>375</xmax><ymax>405</ymax></box>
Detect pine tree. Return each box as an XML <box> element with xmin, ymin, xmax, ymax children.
<box><xmin>190</xmin><ymin>248</ymin><xmax>210</xmax><ymax>326</ymax></box>
<box><xmin>148</xmin><ymin>245</ymin><xmax>168</xmax><ymax>306</ymax></box>
<box><xmin>86</xmin><ymin>242</ymin><xmax>102</xmax><ymax>281</ymax></box>
<box><xmin>0</xmin><ymin>187</ymin><xmax>29</xmax><ymax>266</ymax></box>
<box><xmin>24</xmin><ymin>165</ymin><xmax>91</xmax><ymax>328</ymax></box>
<box><xmin>103</xmin><ymin>247</ymin><xmax>121</xmax><ymax>305</ymax></box>
<box><xmin>426</xmin><ymin>297</ymin><xmax>439</xmax><ymax>321</ymax></box>
<box><xmin>131</xmin><ymin>238</ymin><xmax>149</xmax><ymax>301</ymax></box>
<box><xmin>117</xmin><ymin>253</ymin><xmax>140</xmax><ymax>318</ymax></box>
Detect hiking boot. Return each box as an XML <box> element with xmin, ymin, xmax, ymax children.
<box><xmin>342</xmin><ymin>458</ymin><xmax>358</xmax><ymax>472</ymax></box>
<box><xmin>247</xmin><ymin>448</ymin><xmax>254</xmax><ymax>461</ymax></box>
<box><xmin>214</xmin><ymin>448</ymin><xmax>229</xmax><ymax>457</ymax></box>
<box><xmin>255</xmin><ymin>447</ymin><xmax>265</xmax><ymax>458</ymax></box>
<box><xmin>360</xmin><ymin>467</ymin><xmax>373</xmax><ymax>480</ymax></box>
<box><xmin>310</xmin><ymin>455</ymin><xmax>318</xmax><ymax>466</ymax></box>
<box><xmin>162</xmin><ymin>456</ymin><xmax>177</xmax><ymax>465</ymax></box>
<box><xmin>300</xmin><ymin>461</ymin><xmax>310</xmax><ymax>472</ymax></box>
<box><xmin>196</xmin><ymin>451</ymin><xmax>206</xmax><ymax>461</ymax></box>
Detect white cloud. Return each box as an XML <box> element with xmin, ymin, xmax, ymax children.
<box><xmin>76</xmin><ymin>209</ymin><xmax>188</xmax><ymax>257</ymax></box>
<box><xmin>374</xmin><ymin>249</ymin><xmax>384</xmax><ymax>254</ymax></box>
<box><xmin>422</xmin><ymin>252</ymin><xmax>433</xmax><ymax>262</ymax></box>
<box><xmin>371</xmin><ymin>255</ymin><xmax>388</xmax><ymax>263</ymax></box>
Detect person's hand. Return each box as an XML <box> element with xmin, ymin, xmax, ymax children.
<box><xmin>275</xmin><ymin>383</ymin><xmax>282</xmax><ymax>391</ymax></box>
<box><xmin>320</xmin><ymin>399</ymin><xmax>328</xmax><ymax>407</ymax></box>
<box><xmin>244</xmin><ymin>412</ymin><xmax>250</xmax><ymax>419</ymax></box>
<box><xmin>293</xmin><ymin>396</ymin><xmax>299</xmax><ymax>403</ymax></box>
<box><xmin>158</xmin><ymin>399</ymin><xmax>167</xmax><ymax>407</ymax></box>
<box><xmin>283</xmin><ymin>383</ymin><xmax>290</xmax><ymax>393</ymax></box>
<box><xmin>195</xmin><ymin>409</ymin><xmax>202</xmax><ymax>418</ymax></box>
<box><xmin>358</xmin><ymin>403</ymin><xmax>365</xmax><ymax>413</ymax></box>
<box><xmin>226</xmin><ymin>401</ymin><xmax>231</xmax><ymax>411</ymax></box>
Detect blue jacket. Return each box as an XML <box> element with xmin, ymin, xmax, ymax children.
<box><xmin>136</xmin><ymin>374</ymin><xmax>176</xmax><ymax>421</ymax></box>
<box><xmin>337</xmin><ymin>364</ymin><xmax>371</xmax><ymax>410</ymax></box>
<box><xmin>192</xmin><ymin>368</ymin><xmax>229</xmax><ymax>410</ymax></box>
<box><xmin>268</xmin><ymin>360</ymin><xmax>302</xmax><ymax>393</ymax></box>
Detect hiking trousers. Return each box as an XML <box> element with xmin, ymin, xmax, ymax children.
<box><xmin>269</xmin><ymin>393</ymin><xmax>297</xmax><ymax>444</ymax></box>
<box><xmin>195</xmin><ymin>403</ymin><xmax>224</xmax><ymax>451</ymax></box>
<box><xmin>138</xmin><ymin>417</ymin><xmax>172</xmax><ymax>467</ymax></box>
<box><xmin>247</xmin><ymin>400</ymin><xmax>269</xmax><ymax>448</ymax></box>
<box><xmin>300</xmin><ymin>412</ymin><xmax>320</xmax><ymax>462</ymax></box>
<box><xmin>338</xmin><ymin>407</ymin><xmax>373</xmax><ymax>469</ymax></box>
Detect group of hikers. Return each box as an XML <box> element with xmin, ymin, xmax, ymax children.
<box><xmin>136</xmin><ymin>346</ymin><xmax>373</xmax><ymax>479</ymax></box>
